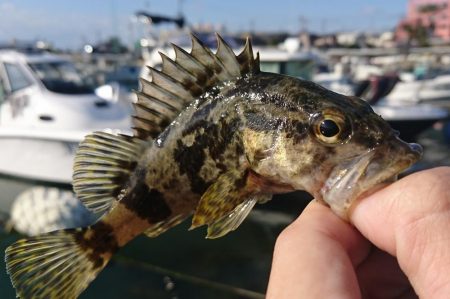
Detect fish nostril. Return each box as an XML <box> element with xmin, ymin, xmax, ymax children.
<box><xmin>409</xmin><ymin>143</ymin><xmax>423</xmax><ymax>155</ymax></box>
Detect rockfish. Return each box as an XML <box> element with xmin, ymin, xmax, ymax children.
<box><xmin>5</xmin><ymin>34</ymin><xmax>422</xmax><ymax>298</ymax></box>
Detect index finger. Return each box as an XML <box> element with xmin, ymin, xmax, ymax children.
<box><xmin>349</xmin><ymin>166</ymin><xmax>450</xmax><ymax>298</ymax></box>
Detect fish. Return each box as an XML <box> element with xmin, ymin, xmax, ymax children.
<box><xmin>4</xmin><ymin>34</ymin><xmax>422</xmax><ymax>298</ymax></box>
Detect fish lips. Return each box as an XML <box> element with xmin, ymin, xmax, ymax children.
<box><xmin>319</xmin><ymin>137</ymin><xmax>422</xmax><ymax>220</ymax></box>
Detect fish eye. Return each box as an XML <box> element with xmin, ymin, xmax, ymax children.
<box><xmin>319</xmin><ymin>119</ymin><xmax>340</xmax><ymax>137</ymax></box>
<box><xmin>311</xmin><ymin>111</ymin><xmax>350</xmax><ymax>145</ymax></box>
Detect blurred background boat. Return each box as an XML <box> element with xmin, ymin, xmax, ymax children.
<box><xmin>351</xmin><ymin>74</ymin><xmax>450</xmax><ymax>141</ymax></box>
<box><xmin>382</xmin><ymin>73</ymin><xmax>450</xmax><ymax>108</ymax></box>
<box><xmin>0</xmin><ymin>49</ymin><xmax>132</xmax><ymax>184</ymax></box>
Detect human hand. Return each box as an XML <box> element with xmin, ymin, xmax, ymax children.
<box><xmin>266</xmin><ymin>167</ymin><xmax>450</xmax><ymax>299</ymax></box>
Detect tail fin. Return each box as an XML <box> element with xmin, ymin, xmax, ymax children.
<box><xmin>5</xmin><ymin>227</ymin><xmax>114</xmax><ymax>298</ymax></box>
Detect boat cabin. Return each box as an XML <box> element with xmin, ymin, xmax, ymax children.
<box><xmin>0</xmin><ymin>50</ymin><xmax>131</xmax><ymax>130</ymax></box>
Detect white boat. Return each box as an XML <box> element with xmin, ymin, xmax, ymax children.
<box><xmin>0</xmin><ymin>49</ymin><xmax>132</xmax><ymax>184</ymax></box>
<box><xmin>373</xmin><ymin>104</ymin><xmax>448</xmax><ymax>142</ymax></box>
<box><xmin>95</xmin><ymin>64</ymin><xmax>140</xmax><ymax>109</ymax></box>
<box><xmin>383</xmin><ymin>74</ymin><xmax>450</xmax><ymax>108</ymax></box>
<box><xmin>255</xmin><ymin>46</ymin><xmax>320</xmax><ymax>80</ymax></box>
<box><xmin>352</xmin><ymin>74</ymin><xmax>449</xmax><ymax>141</ymax></box>
<box><xmin>313</xmin><ymin>72</ymin><xmax>354</xmax><ymax>96</ymax></box>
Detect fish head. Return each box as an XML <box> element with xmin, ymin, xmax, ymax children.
<box><xmin>313</xmin><ymin>100</ymin><xmax>423</xmax><ymax>219</ymax></box>
<box><xmin>242</xmin><ymin>74</ymin><xmax>422</xmax><ymax>218</ymax></box>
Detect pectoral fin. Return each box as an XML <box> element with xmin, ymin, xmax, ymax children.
<box><xmin>206</xmin><ymin>194</ymin><xmax>272</xmax><ymax>239</ymax></box>
<box><xmin>190</xmin><ymin>169</ymin><xmax>252</xmax><ymax>229</ymax></box>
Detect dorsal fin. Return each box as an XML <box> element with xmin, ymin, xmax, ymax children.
<box><xmin>215</xmin><ymin>34</ymin><xmax>241</xmax><ymax>77</ymax></box>
<box><xmin>132</xmin><ymin>34</ymin><xmax>260</xmax><ymax>140</ymax></box>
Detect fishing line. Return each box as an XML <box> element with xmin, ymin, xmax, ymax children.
<box><xmin>114</xmin><ymin>254</ymin><xmax>265</xmax><ymax>299</ymax></box>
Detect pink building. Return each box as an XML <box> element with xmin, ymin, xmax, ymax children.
<box><xmin>396</xmin><ymin>0</ymin><xmax>450</xmax><ymax>42</ymax></box>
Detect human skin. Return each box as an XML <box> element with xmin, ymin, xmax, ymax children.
<box><xmin>266</xmin><ymin>167</ymin><xmax>450</xmax><ymax>299</ymax></box>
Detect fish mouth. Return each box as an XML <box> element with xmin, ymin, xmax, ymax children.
<box><xmin>319</xmin><ymin>137</ymin><xmax>422</xmax><ymax>219</ymax></box>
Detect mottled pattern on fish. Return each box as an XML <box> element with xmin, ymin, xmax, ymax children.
<box><xmin>4</xmin><ymin>34</ymin><xmax>422</xmax><ymax>299</ymax></box>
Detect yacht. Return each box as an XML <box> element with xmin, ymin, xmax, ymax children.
<box><xmin>0</xmin><ymin>49</ymin><xmax>131</xmax><ymax>184</ymax></box>
<box><xmin>353</xmin><ymin>74</ymin><xmax>449</xmax><ymax>142</ymax></box>
<box><xmin>255</xmin><ymin>46</ymin><xmax>320</xmax><ymax>81</ymax></box>
<box><xmin>383</xmin><ymin>73</ymin><xmax>450</xmax><ymax>108</ymax></box>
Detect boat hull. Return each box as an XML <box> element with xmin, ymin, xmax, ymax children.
<box><xmin>386</xmin><ymin>119</ymin><xmax>442</xmax><ymax>142</ymax></box>
<box><xmin>374</xmin><ymin>104</ymin><xmax>449</xmax><ymax>142</ymax></box>
<box><xmin>0</xmin><ymin>131</ymin><xmax>83</xmax><ymax>184</ymax></box>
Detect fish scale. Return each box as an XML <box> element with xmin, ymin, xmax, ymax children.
<box><xmin>4</xmin><ymin>34</ymin><xmax>422</xmax><ymax>298</ymax></box>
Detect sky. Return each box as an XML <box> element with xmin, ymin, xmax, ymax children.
<box><xmin>0</xmin><ymin>0</ymin><xmax>409</xmax><ymax>49</ymax></box>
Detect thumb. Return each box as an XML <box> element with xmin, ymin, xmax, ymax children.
<box><xmin>350</xmin><ymin>167</ymin><xmax>450</xmax><ymax>299</ymax></box>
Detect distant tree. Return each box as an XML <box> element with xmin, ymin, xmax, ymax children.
<box><xmin>409</xmin><ymin>3</ymin><xmax>445</xmax><ymax>46</ymax></box>
<box><xmin>402</xmin><ymin>21</ymin><xmax>431</xmax><ymax>47</ymax></box>
<box><xmin>418</xmin><ymin>4</ymin><xmax>442</xmax><ymax>14</ymax></box>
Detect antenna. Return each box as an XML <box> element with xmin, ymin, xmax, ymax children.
<box><xmin>177</xmin><ymin>0</ymin><xmax>185</xmax><ymax>17</ymax></box>
<box><xmin>111</xmin><ymin>0</ymin><xmax>119</xmax><ymax>38</ymax></box>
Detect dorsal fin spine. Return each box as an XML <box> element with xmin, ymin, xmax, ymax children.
<box><xmin>134</xmin><ymin>102</ymin><xmax>166</xmax><ymax>119</ymax></box>
<box><xmin>139</xmin><ymin>78</ymin><xmax>185</xmax><ymax>111</ymax></box>
<box><xmin>215</xmin><ymin>33</ymin><xmax>241</xmax><ymax>77</ymax></box>
<box><xmin>237</xmin><ymin>37</ymin><xmax>258</xmax><ymax>74</ymax></box>
<box><xmin>133</xmin><ymin>103</ymin><xmax>172</xmax><ymax>131</ymax></box>
<box><xmin>160</xmin><ymin>53</ymin><xmax>197</xmax><ymax>83</ymax></box>
<box><xmin>190</xmin><ymin>34</ymin><xmax>229</xmax><ymax>79</ymax></box>
<box><xmin>159</xmin><ymin>54</ymin><xmax>204</xmax><ymax>98</ymax></box>
<box><xmin>150</xmin><ymin>68</ymin><xmax>194</xmax><ymax>102</ymax></box>
<box><xmin>135</xmin><ymin>90</ymin><xmax>180</xmax><ymax>116</ymax></box>
<box><xmin>190</xmin><ymin>35</ymin><xmax>215</xmax><ymax>66</ymax></box>
<box><xmin>132</xmin><ymin>116</ymin><xmax>162</xmax><ymax>134</ymax></box>
<box><xmin>254</xmin><ymin>52</ymin><xmax>260</xmax><ymax>73</ymax></box>
<box><xmin>172</xmin><ymin>44</ymin><xmax>206</xmax><ymax>74</ymax></box>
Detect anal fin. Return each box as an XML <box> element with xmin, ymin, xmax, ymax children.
<box><xmin>143</xmin><ymin>214</ymin><xmax>189</xmax><ymax>238</ymax></box>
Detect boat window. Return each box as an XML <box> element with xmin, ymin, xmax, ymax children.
<box><xmin>260</xmin><ymin>60</ymin><xmax>314</xmax><ymax>80</ymax></box>
<box><xmin>105</xmin><ymin>65</ymin><xmax>140</xmax><ymax>92</ymax></box>
<box><xmin>28</xmin><ymin>61</ymin><xmax>94</xmax><ymax>94</ymax></box>
<box><xmin>260</xmin><ymin>61</ymin><xmax>281</xmax><ymax>74</ymax></box>
<box><xmin>4</xmin><ymin>62</ymin><xmax>33</xmax><ymax>92</ymax></box>
<box><xmin>434</xmin><ymin>83</ymin><xmax>450</xmax><ymax>91</ymax></box>
<box><xmin>283</xmin><ymin>61</ymin><xmax>314</xmax><ymax>80</ymax></box>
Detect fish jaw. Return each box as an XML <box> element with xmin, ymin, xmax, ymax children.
<box><xmin>319</xmin><ymin>137</ymin><xmax>423</xmax><ymax>219</ymax></box>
